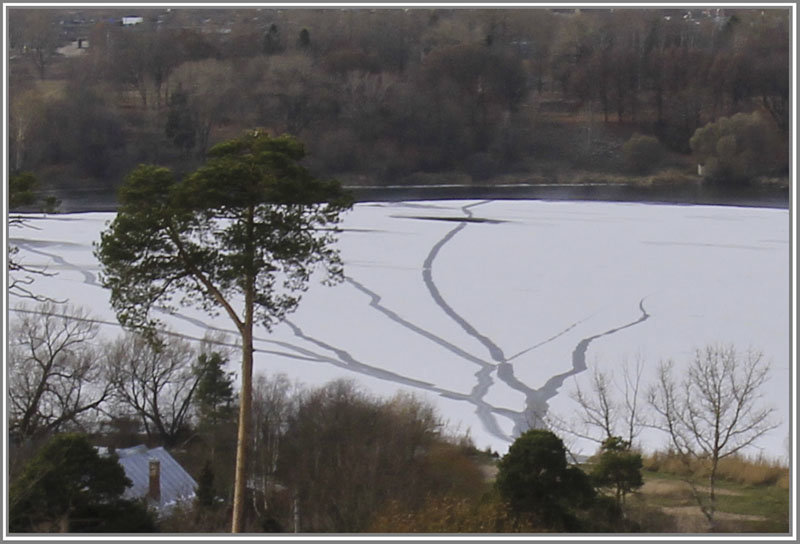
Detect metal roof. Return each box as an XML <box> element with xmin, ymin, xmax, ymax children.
<box><xmin>115</xmin><ymin>445</ymin><xmax>197</xmax><ymax>510</ymax></box>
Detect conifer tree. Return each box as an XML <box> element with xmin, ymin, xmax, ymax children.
<box><xmin>96</xmin><ymin>130</ymin><xmax>351</xmax><ymax>532</ymax></box>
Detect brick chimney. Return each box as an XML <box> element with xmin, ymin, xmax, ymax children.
<box><xmin>148</xmin><ymin>458</ymin><xmax>161</xmax><ymax>503</ymax></box>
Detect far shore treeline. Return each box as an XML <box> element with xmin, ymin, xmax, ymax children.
<box><xmin>7</xmin><ymin>7</ymin><xmax>790</xmax><ymax>209</ymax></box>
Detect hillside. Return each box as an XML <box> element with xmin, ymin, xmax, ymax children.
<box><xmin>7</xmin><ymin>7</ymin><xmax>791</xmax><ymax>208</ymax></box>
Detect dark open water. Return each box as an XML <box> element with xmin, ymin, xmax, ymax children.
<box><xmin>42</xmin><ymin>182</ymin><xmax>790</xmax><ymax>213</ymax></box>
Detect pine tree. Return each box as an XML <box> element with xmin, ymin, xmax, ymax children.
<box><xmin>495</xmin><ymin>430</ymin><xmax>595</xmax><ymax>530</ymax></box>
<box><xmin>195</xmin><ymin>460</ymin><xmax>216</xmax><ymax>509</ymax></box>
<box><xmin>95</xmin><ymin>130</ymin><xmax>351</xmax><ymax>532</ymax></box>
<box><xmin>9</xmin><ymin>434</ymin><xmax>156</xmax><ymax>532</ymax></box>
<box><xmin>194</xmin><ymin>351</ymin><xmax>235</xmax><ymax>427</ymax></box>
<box><xmin>297</xmin><ymin>28</ymin><xmax>311</xmax><ymax>50</ymax></box>
<box><xmin>589</xmin><ymin>436</ymin><xmax>643</xmax><ymax>507</ymax></box>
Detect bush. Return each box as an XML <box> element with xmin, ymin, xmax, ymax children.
<box><xmin>464</xmin><ymin>152</ymin><xmax>500</xmax><ymax>182</ymax></box>
<box><xmin>158</xmin><ymin>501</ymin><xmax>233</xmax><ymax>533</ymax></box>
<box><xmin>653</xmin><ymin>118</ymin><xmax>693</xmax><ymax>153</ymax></box>
<box><xmin>647</xmin><ymin>168</ymin><xmax>697</xmax><ymax>186</ymax></box>
<box><xmin>622</xmin><ymin>133</ymin><xmax>664</xmax><ymax>174</ymax></box>
<box><xmin>495</xmin><ymin>430</ymin><xmax>595</xmax><ymax>530</ymax></box>
<box><xmin>689</xmin><ymin>111</ymin><xmax>785</xmax><ymax>185</ymax></box>
<box><xmin>368</xmin><ymin>493</ymin><xmax>544</xmax><ymax>533</ymax></box>
<box><xmin>589</xmin><ymin>437</ymin><xmax>644</xmax><ymax>507</ymax></box>
<box><xmin>276</xmin><ymin>381</ymin><xmax>485</xmax><ymax>532</ymax></box>
<box><xmin>9</xmin><ymin>433</ymin><xmax>157</xmax><ymax>533</ymax></box>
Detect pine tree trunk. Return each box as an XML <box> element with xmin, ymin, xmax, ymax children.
<box><xmin>232</xmin><ymin>207</ymin><xmax>256</xmax><ymax>533</ymax></box>
<box><xmin>231</xmin><ymin>309</ymin><xmax>254</xmax><ymax>532</ymax></box>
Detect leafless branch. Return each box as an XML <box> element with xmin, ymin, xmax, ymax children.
<box><xmin>647</xmin><ymin>344</ymin><xmax>779</xmax><ymax>525</ymax></box>
<box><xmin>8</xmin><ymin>302</ymin><xmax>110</xmax><ymax>440</ymax></box>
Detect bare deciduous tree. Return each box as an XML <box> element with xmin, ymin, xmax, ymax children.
<box><xmin>168</xmin><ymin>59</ymin><xmax>237</xmax><ymax>155</ymax></box>
<box><xmin>106</xmin><ymin>23</ymin><xmax>179</xmax><ymax>110</ymax></box>
<box><xmin>258</xmin><ymin>53</ymin><xmax>338</xmax><ymax>136</ymax></box>
<box><xmin>13</xmin><ymin>10</ymin><xmax>60</xmax><ymax>79</ymax></box>
<box><xmin>550</xmin><ymin>357</ymin><xmax>645</xmax><ymax>448</ymax></box>
<box><xmin>9</xmin><ymin>89</ymin><xmax>45</xmax><ymax>172</ymax></box>
<box><xmin>648</xmin><ymin>344</ymin><xmax>778</xmax><ymax>525</ymax></box>
<box><xmin>278</xmin><ymin>381</ymin><xmax>444</xmax><ymax>532</ymax></box>
<box><xmin>619</xmin><ymin>358</ymin><xmax>646</xmax><ymax>445</ymax></box>
<box><xmin>105</xmin><ymin>332</ymin><xmax>203</xmax><ymax>446</ymax></box>
<box><xmin>571</xmin><ymin>368</ymin><xmax>617</xmax><ymax>442</ymax></box>
<box><xmin>8</xmin><ymin>303</ymin><xmax>111</xmax><ymax>440</ymax></box>
<box><xmin>250</xmin><ymin>373</ymin><xmax>296</xmax><ymax>524</ymax></box>
<box><xmin>7</xmin><ymin>245</ymin><xmax>58</xmax><ymax>302</ymax></box>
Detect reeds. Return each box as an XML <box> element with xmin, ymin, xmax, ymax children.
<box><xmin>643</xmin><ymin>450</ymin><xmax>789</xmax><ymax>488</ymax></box>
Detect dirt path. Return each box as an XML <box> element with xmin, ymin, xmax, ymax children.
<box><xmin>640</xmin><ymin>478</ymin><xmax>767</xmax><ymax>532</ymax></box>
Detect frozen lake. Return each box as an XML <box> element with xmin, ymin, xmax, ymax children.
<box><xmin>8</xmin><ymin>200</ymin><xmax>791</xmax><ymax>460</ymax></box>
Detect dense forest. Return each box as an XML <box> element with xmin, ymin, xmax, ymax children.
<box><xmin>7</xmin><ymin>7</ymin><xmax>791</xmax><ymax>204</ymax></box>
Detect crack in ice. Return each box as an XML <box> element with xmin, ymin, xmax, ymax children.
<box><xmin>421</xmin><ymin>201</ymin><xmax>506</xmax><ymax>363</ymax></box>
<box><xmin>346</xmin><ymin>277</ymin><xmax>493</xmax><ymax>369</ymax></box>
<box><xmin>417</xmin><ymin>201</ymin><xmax>654</xmax><ymax>443</ymax></box>
<box><xmin>507</xmin><ymin>316</ymin><xmax>592</xmax><ymax>362</ymax></box>
<box><xmin>12</xmin><ymin>205</ymin><xmax>660</xmax><ymax>449</ymax></box>
<box><xmin>504</xmin><ymin>297</ymin><xmax>652</xmax><ymax>437</ymax></box>
<box><xmin>346</xmin><ymin>275</ymin><xmax>514</xmax><ymax>436</ymax></box>
<box><xmin>12</xmin><ymin>242</ymin><xmax>98</xmax><ymax>286</ymax></box>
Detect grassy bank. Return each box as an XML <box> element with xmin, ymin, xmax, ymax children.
<box><xmin>628</xmin><ymin>453</ymin><xmax>791</xmax><ymax>533</ymax></box>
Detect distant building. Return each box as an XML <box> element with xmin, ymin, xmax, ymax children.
<box><xmin>99</xmin><ymin>445</ymin><xmax>197</xmax><ymax>514</ymax></box>
<box><xmin>56</xmin><ymin>40</ymin><xmax>88</xmax><ymax>57</ymax></box>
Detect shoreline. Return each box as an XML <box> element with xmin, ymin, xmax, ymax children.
<box><xmin>22</xmin><ymin>182</ymin><xmax>791</xmax><ymax>214</ymax></box>
<box><xmin>346</xmin><ymin>183</ymin><xmax>790</xmax><ymax>210</ymax></box>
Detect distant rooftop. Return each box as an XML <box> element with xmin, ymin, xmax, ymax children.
<box><xmin>102</xmin><ymin>445</ymin><xmax>197</xmax><ymax>511</ymax></box>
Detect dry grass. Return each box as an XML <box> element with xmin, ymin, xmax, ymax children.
<box><xmin>643</xmin><ymin>168</ymin><xmax>700</xmax><ymax>187</ymax></box>
<box><xmin>483</xmin><ymin>167</ymin><xmax>700</xmax><ymax>188</ymax></box>
<box><xmin>634</xmin><ymin>473</ymin><xmax>788</xmax><ymax>533</ymax></box>
<box><xmin>756</xmin><ymin>175</ymin><xmax>791</xmax><ymax>188</ymax></box>
<box><xmin>640</xmin><ymin>479</ymin><xmax>743</xmax><ymax>498</ymax></box>
<box><xmin>642</xmin><ymin>451</ymin><xmax>788</xmax><ymax>488</ymax></box>
<box><xmin>716</xmin><ymin>455</ymin><xmax>790</xmax><ymax>488</ymax></box>
<box><xmin>32</xmin><ymin>79</ymin><xmax>67</xmax><ymax>100</ymax></box>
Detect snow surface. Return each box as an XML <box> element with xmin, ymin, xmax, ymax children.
<box><xmin>8</xmin><ymin>200</ymin><xmax>791</xmax><ymax>460</ymax></box>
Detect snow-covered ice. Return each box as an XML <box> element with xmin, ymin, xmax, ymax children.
<box><xmin>8</xmin><ymin>200</ymin><xmax>791</xmax><ymax>460</ymax></box>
